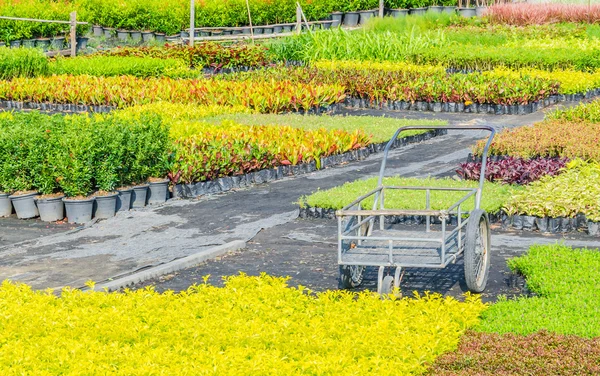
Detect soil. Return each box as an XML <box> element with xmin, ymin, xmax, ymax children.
<box><xmin>117</xmin><ymin>186</ymin><xmax>134</xmax><ymax>191</ymax></box>
<box><xmin>93</xmin><ymin>191</ymin><xmax>117</xmax><ymax>197</ymax></box>
<box><xmin>37</xmin><ymin>193</ymin><xmax>65</xmax><ymax>200</ymax></box>
<box><xmin>63</xmin><ymin>195</ymin><xmax>94</xmax><ymax>201</ymax></box>
<box><xmin>10</xmin><ymin>190</ymin><xmax>38</xmax><ymax>197</ymax></box>
<box><xmin>148</xmin><ymin>177</ymin><xmax>169</xmax><ymax>183</ymax></box>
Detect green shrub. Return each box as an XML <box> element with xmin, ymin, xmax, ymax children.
<box><xmin>477</xmin><ymin>244</ymin><xmax>600</xmax><ymax>338</ymax></box>
<box><xmin>0</xmin><ymin>47</ymin><xmax>49</xmax><ymax>79</ymax></box>
<box><xmin>0</xmin><ymin>112</ymin><xmax>171</xmax><ymax>196</ymax></box>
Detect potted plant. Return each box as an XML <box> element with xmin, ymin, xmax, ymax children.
<box><xmin>93</xmin><ymin>25</ymin><xmax>103</xmax><ymax>37</ymax></box>
<box><xmin>92</xmin><ymin>166</ymin><xmax>119</xmax><ymax>219</ymax></box>
<box><xmin>457</xmin><ymin>0</ymin><xmax>476</xmax><ymax>17</ymax></box>
<box><xmin>34</xmin><ymin>159</ymin><xmax>65</xmax><ymax>222</ymax></box>
<box><xmin>0</xmin><ymin>186</ymin><xmax>12</xmax><ymax>217</ymax></box>
<box><xmin>428</xmin><ymin>0</ymin><xmax>444</xmax><ymax>13</ymax></box>
<box><xmin>385</xmin><ymin>0</ymin><xmax>410</xmax><ymax>17</ymax></box>
<box><xmin>409</xmin><ymin>0</ymin><xmax>428</xmax><ymax>15</ymax></box>
<box><xmin>147</xmin><ymin>177</ymin><xmax>169</xmax><ymax>205</ymax></box>
<box><xmin>35</xmin><ymin>192</ymin><xmax>65</xmax><ymax>222</ymax></box>
<box><xmin>441</xmin><ymin>0</ymin><xmax>457</xmax><ymax>14</ymax></box>
<box><xmin>341</xmin><ymin>0</ymin><xmax>362</xmax><ymax>27</ymax></box>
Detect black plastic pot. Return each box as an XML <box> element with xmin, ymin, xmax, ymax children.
<box><xmin>93</xmin><ymin>192</ymin><xmax>118</xmax><ymax>219</ymax></box>
<box><xmin>522</xmin><ymin>215</ymin><xmax>535</xmax><ymax>231</ymax></box>
<box><xmin>131</xmin><ymin>184</ymin><xmax>149</xmax><ymax>208</ymax></box>
<box><xmin>358</xmin><ymin>10</ymin><xmax>375</xmax><ymax>25</ymax></box>
<box><xmin>103</xmin><ymin>27</ymin><xmax>115</xmax><ymax>39</ymax></box>
<box><xmin>548</xmin><ymin>217</ymin><xmax>560</xmax><ymax>233</ymax></box>
<box><xmin>22</xmin><ymin>39</ymin><xmax>36</xmax><ymax>48</ymax></box>
<box><xmin>263</xmin><ymin>27</ymin><xmax>274</xmax><ymax>35</ymax></box>
<box><xmin>273</xmin><ymin>25</ymin><xmax>283</xmax><ymax>33</ymax></box>
<box><xmin>76</xmin><ymin>37</ymin><xmax>89</xmax><ymax>52</ymax></box>
<box><xmin>475</xmin><ymin>6</ymin><xmax>487</xmax><ymax>17</ymax></box>
<box><xmin>343</xmin><ymin>12</ymin><xmax>360</xmax><ymax>27</ymax></box>
<box><xmin>253</xmin><ymin>27</ymin><xmax>264</xmax><ymax>35</ymax></box>
<box><xmin>142</xmin><ymin>32</ymin><xmax>154</xmax><ymax>42</ymax></box>
<box><xmin>458</xmin><ymin>7</ymin><xmax>477</xmax><ymax>17</ymax></box>
<box><xmin>116</xmin><ymin>188</ymin><xmax>133</xmax><ymax>212</ymax></box>
<box><xmin>282</xmin><ymin>25</ymin><xmax>292</xmax><ymax>33</ymax></box>
<box><xmin>9</xmin><ymin>192</ymin><xmax>39</xmax><ymax>219</ymax></box>
<box><xmin>130</xmin><ymin>31</ymin><xmax>142</xmax><ymax>42</ymax></box>
<box><xmin>117</xmin><ymin>30</ymin><xmax>131</xmax><ymax>41</ymax></box>
<box><xmin>409</xmin><ymin>8</ymin><xmax>427</xmax><ymax>16</ymax></box>
<box><xmin>9</xmin><ymin>40</ymin><xmax>21</xmax><ymax>48</ymax></box>
<box><xmin>389</xmin><ymin>9</ymin><xmax>408</xmax><ymax>17</ymax></box>
<box><xmin>443</xmin><ymin>6</ymin><xmax>456</xmax><ymax>13</ymax></box>
<box><xmin>63</xmin><ymin>197</ymin><xmax>95</xmax><ymax>224</ymax></box>
<box><xmin>93</xmin><ymin>25</ymin><xmax>103</xmax><ymax>37</ymax></box>
<box><xmin>559</xmin><ymin>217</ymin><xmax>572</xmax><ymax>233</ymax></box>
<box><xmin>535</xmin><ymin>217</ymin><xmax>548</xmax><ymax>233</ymax></box>
<box><xmin>147</xmin><ymin>179</ymin><xmax>169</xmax><ymax>205</ymax></box>
<box><xmin>154</xmin><ymin>33</ymin><xmax>166</xmax><ymax>43</ymax></box>
<box><xmin>512</xmin><ymin>215</ymin><xmax>523</xmax><ymax>230</ymax></box>
<box><xmin>0</xmin><ymin>192</ymin><xmax>13</xmax><ymax>217</ymax></box>
<box><xmin>36</xmin><ymin>195</ymin><xmax>65</xmax><ymax>222</ymax></box>
<box><xmin>331</xmin><ymin>11</ymin><xmax>344</xmax><ymax>24</ymax></box>
<box><xmin>427</xmin><ymin>5</ymin><xmax>443</xmax><ymax>13</ymax></box>
<box><xmin>50</xmin><ymin>37</ymin><xmax>65</xmax><ymax>50</ymax></box>
<box><xmin>587</xmin><ymin>221</ymin><xmax>599</xmax><ymax>236</ymax></box>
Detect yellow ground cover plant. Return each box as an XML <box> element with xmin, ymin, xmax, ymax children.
<box><xmin>0</xmin><ymin>274</ymin><xmax>485</xmax><ymax>375</ymax></box>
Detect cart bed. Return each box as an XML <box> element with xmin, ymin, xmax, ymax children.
<box><xmin>342</xmin><ymin>229</ymin><xmax>463</xmax><ymax>267</ymax></box>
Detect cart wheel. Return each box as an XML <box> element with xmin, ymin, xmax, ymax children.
<box><xmin>379</xmin><ymin>275</ymin><xmax>395</xmax><ymax>296</ymax></box>
<box><xmin>338</xmin><ymin>265</ymin><xmax>365</xmax><ymax>289</ymax></box>
<box><xmin>464</xmin><ymin>209</ymin><xmax>491</xmax><ymax>293</ymax></box>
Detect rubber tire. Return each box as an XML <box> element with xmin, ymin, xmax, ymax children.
<box><xmin>339</xmin><ymin>265</ymin><xmax>365</xmax><ymax>289</ymax></box>
<box><xmin>380</xmin><ymin>275</ymin><xmax>395</xmax><ymax>295</ymax></box>
<box><xmin>464</xmin><ymin>209</ymin><xmax>491</xmax><ymax>293</ymax></box>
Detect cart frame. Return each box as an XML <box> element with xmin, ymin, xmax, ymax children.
<box><xmin>336</xmin><ymin>126</ymin><xmax>496</xmax><ymax>294</ymax></box>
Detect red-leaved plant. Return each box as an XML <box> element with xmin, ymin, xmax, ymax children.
<box><xmin>457</xmin><ymin>156</ymin><xmax>568</xmax><ymax>185</ymax></box>
<box><xmin>486</xmin><ymin>3</ymin><xmax>600</xmax><ymax>25</ymax></box>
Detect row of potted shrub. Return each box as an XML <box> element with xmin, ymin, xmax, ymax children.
<box><xmin>0</xmin><ymin>111</ymin><xmax>171</xmax><ymax>224</ymax></box>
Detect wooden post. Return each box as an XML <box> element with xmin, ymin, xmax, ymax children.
<box><xmin>245</xmin><ymin>0</ymin><xmax>254</xmax><ymax>42</ymax></box>
<box><xmin>379</xmin><ymin>0</ymin><xmax>384</xmax><ymax>17</ymax></box>
<box><xmin>296</xmin><ymin>4</ymin><xmax>302</xmax><ymax>35</ymax></box>
<box><xmin>190</xmin><ymin>0</ymin><xmax>195</xmax><ymax>46</ymax></box>
<box><xmin>69</xmin><ymin>11</ymin><xmax>77</xmax><ymax>57</ymax></box>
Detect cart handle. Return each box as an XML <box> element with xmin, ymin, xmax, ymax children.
<box><xmin>376</xmin><ymin>125</ymin><xmax>496</xmax><ymax>210</ymax></box>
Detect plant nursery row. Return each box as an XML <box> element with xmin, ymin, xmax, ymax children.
<box><xmin>3</xmin><ymin>104</ymin><xmax>422</xmax><ymax>223</ymax></box>
<box><xmin>0</xmin><ymin>0</ymin><xmax>477</xmax><ymax>41</ymax></box>
<box><xmin>270</xmin><ymin>14</ymin><xmax>600</xmax><ymax>71</ymax></box>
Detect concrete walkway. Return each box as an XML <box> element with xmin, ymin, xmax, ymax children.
<box><xmin>1</xmin><ymin>107</ymin><xmax>596</xmax><ymax>292</ymax></box>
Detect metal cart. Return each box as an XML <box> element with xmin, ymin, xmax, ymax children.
<box><xmin>336</xmin><ymin>126</ymin><xmax>496</xmax><ymax>295</ymax></box>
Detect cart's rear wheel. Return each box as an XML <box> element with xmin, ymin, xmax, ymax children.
<box><xmin>339</xmin><ymin>265</ymin><xmax>365</xmax><ymax>289</ymax></box>
<box><xmin>380</xmin><ymin>275</ymin><xmax>395</xmax><ymax>296</ymax></box>
<box><xmin>464</xmin><ymin>209</ymin><xmax>491</xmax><ymax>293</ymax></box>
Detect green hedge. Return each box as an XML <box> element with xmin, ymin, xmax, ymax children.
<box><xmin>0</xmin><ymin>112</ymin><xmax>171</xmax><ymax>197</ymax></box>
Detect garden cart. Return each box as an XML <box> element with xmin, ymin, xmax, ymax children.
<box><xmin>336</xmin><ymin>126</ymin><xmax>496</xmax><ymax>295</ymax></box>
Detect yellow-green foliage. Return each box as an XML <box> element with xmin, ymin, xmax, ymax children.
<box><xmin>0</xmin><ymin>275</ymin><xmax>486</xmax><ymax>375</ymax></box>
<box><xmin>313</xmin><ymin>60</ymin><xmax>446</xmax><ymax>75</ymax></box>
<box><xmin>115</xmin><ymin>102</ymin><xmax>253</xmax><ymax>123</ymax></box>
<box><xmin>488</xmin><ymin>67</ymin><xmax>600</xmax><ymax>95</ymax></box>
